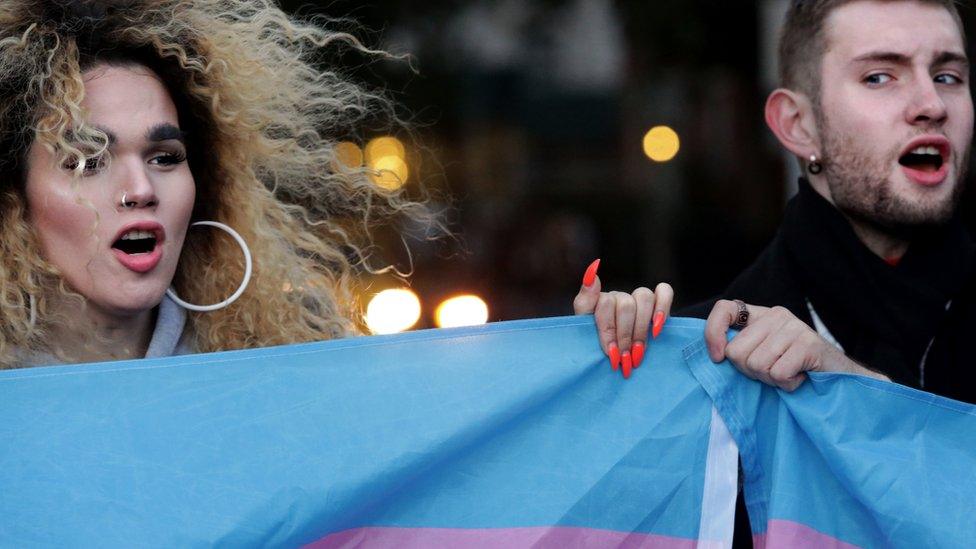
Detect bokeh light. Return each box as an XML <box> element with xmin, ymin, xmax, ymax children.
<box><xmin>365</xmin><ymin>136</ymin><xmax>409</xmax><ymax>190</ymax></box>
<box><xmin>642</xmin><ymin>126</ymin><xmax>680</xmax><ymax>162</ymax></box>
<box><xmin>365</xmin><ymin>288</ymin><xmax>422</xmax><ymax>334</ymax></box>
<box><xmin>435</xmin><ymin>295</ymin><xmax>489</xmax><ymax>328</ymax></box>
<box><xmin>365</xmin><ymin>136</ymin><xmax>406</xmax><ymax>164</ymax></box>
<box><xmin>370</xmin><ymin>155</ymin><xmax>410</xmax><ymax>190</ymax></box>
<box><xmin>334</xmin><ymin>141</ymin><xmax>364</xmax><ymax>169</ymax></box>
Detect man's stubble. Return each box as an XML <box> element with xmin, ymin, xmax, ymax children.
<box><xmin>817</xmin><ymin>110</ymin><xmax>969</xmax><ymax>235</ymax></box>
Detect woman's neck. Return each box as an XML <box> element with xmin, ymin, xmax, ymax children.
<box><xmin>45</xmin><ymin>299</ymin><xmax>157</xmax><ymax>364</ymax></box>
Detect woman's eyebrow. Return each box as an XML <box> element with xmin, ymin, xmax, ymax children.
<box><xmin>146</xmin><ymin>123</ymin><xmax>186</xmax><ymax>144</ymax></box>
<box><xmin>88</xmin><ymin>124</ymin><xmax>186</xmax><ymax>146</ymax></box>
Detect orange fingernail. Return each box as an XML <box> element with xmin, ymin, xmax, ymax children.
<box><xmin>652</xmin><ymin>311</ymin><xmax>666</xmax><ymax>339</ymax></box>
<box><xmin>632</xmin><ymin>341</ymin><xmax>645</xmax><ymax>368</ymax></box>
<box><xmin>622</xmin><ymin>351</ymin><xmax>633</xmax><ymax>379</ymax></box>
<box><xmin>582</xmin><ymin>258</ymin><xmax>601</xmax><ymax>287</ymax></box>
<box><xmin>609</xmin><ymin>342</ymin><xmax>620</xmax><ymax>370</ymax></box>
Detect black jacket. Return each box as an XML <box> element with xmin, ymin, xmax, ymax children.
<box><xmin>681</xmin><ymin>179</ymin><xmax>976</xmax><ymax>548</ymax></box>
<box><xmin>682</xmin><ymin>178</ymin><xmax>976</xmax><ymax>402</ymax></box>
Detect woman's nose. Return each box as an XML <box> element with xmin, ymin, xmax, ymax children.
<box><xmin>116</xmin><ymin>159</ymin><xmax>158</xmax><ymax>209</ymax></box>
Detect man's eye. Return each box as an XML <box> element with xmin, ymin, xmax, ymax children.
<box><xmin>864</xmin><ymin>73</ymin><xmax>893</xmax><ymax>85</ymax></box>
<box><xmin>935</xmin><ymin>73</ymin><xmax>963</xmax><ymax>85</ymax></box>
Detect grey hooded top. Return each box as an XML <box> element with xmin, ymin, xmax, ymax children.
<box><xmin>17</xmin><ymin>295</ymin><xmax>194</xmax><ymax>367</ymax></box>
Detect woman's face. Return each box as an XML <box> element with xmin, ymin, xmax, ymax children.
<box><xmin>25</xmin><ymin>63</ymin><xmax>195</xmax><ymax>318</ymax></box>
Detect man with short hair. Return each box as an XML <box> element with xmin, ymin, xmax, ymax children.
<box><xmin>687</xmin><ymin>0</ymin><xmax>976</xmax><ymax>406</ymax></box>
<box><xmin>679</xmin><ymin>4</ymin><xmax>976</xmax><ymax>544</ymax></box>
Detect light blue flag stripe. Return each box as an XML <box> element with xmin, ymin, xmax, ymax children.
<box><xmin>0</xmin><ymin>316</ymin><xmax>736</xmax><ymax>548</ymax></box>
<box><xmin>684</xmin><ymin>338</ymin><xmax>976</xmax><ymax>548</ymax></box>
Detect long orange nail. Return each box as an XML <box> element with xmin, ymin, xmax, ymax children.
<box><xmin>609</xmin><ymin>342</ymin><xmax>620</xmax><ymax>370</ymax></box>
<box><xmin>652</xmin><ymin>311</ymin><xmax>666</xmax><ymax>339</ymax></box>
<box><xmin>632</xmin><ymin>341</ymin><xmax>645</xmax><ymax>368</ymax></box>
<box><xmin>582</xmin><ymin>259</ymin><xmax>601</xmax><ymax>287</ymax></box>
<box><xmin>622</xmin><ymin>351</ymin><xmax>633</xmax><ymax>379</ymax></box>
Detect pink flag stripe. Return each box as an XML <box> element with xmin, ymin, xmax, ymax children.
<box><xmin>753</xmin><ymin>519</ymin><xmax>863</xmax><ymax>549</ymax></box>
<box><xmin>308</xmin><ymin>526</ymin><xmax>716</xmax><ymax>548</ymax></box>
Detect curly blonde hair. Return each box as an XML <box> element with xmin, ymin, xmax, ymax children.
<box><xmin>0</xmin><ymin>0</ymin><xmax>435</xmax><ymax>365</ymax></box>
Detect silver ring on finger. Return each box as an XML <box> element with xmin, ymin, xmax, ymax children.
<box><xmin>731</xmin><ymin>299</ymin><xmax>749</xmax><ymax>330</ymax></box>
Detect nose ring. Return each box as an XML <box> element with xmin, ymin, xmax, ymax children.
<box><xmin>120</xmin><ymin>191</ymin><xmax>135</xmax><ymax>209</ymax></box>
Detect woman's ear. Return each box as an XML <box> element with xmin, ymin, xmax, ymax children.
<box><xmin>764</xmin><ymin>88</ymin><xmax>820</xmax><ymax>159</ymax></box>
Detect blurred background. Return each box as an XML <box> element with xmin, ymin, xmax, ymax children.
<box><xmin>280</xmin><ymin>0</ymin><xmax>976</xmax><ymax>334</ymax></box>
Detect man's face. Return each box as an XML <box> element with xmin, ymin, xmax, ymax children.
<box><xmin>817</xmin><ymin>0</ymin><xmax>973</xmax><ymax>230</ymax></box>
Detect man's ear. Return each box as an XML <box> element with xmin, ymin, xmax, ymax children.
<box><xmin>764</xmin><ymin>88</ymin><xmax>820</xmax><ymax>158</ymax></box>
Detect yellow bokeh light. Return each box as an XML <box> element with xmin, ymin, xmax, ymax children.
<box><xmin>366</xmin><ymin>288</ymin><xmax>422</xmax><ymax>335</ymax></box>
<box><xmin>642</xmin><ymin>126</ymin><xmax>680</xmax><ymax>162</ymax></box>
<box><xmin>370</xmin><ymin>155</ymin><xmax>410</xmax><ymax>190</ymax></box>
<box><xmin>365</xmin><ymin>136</ymin><xmax>406</xmax><ymax>164</ymax></box>
<box><xmin>435</xmin><ymin>295</ymin><xmax>489</xmax><ymax>328</ymax></box>
<box><xmin>334</xmin><ymin>141</ymin><xmax>364</xmax><ymax>169</ymax></box>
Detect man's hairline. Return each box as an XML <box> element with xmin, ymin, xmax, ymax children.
<box><xmin>783</xmin><ymin>0</ymin><xmax>968</xmax><ymax>105</ymax></box>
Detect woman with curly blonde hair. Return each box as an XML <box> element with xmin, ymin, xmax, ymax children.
<box><xmin>0</xmin><ymin>0</ymin><xmax>434</xmax><ymax>366</ymax></box>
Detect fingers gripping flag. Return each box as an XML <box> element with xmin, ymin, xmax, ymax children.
<box><xmin>2</xmin><ymin>317</ymin><xmax>975</xmax><ymax>548</ymax></box>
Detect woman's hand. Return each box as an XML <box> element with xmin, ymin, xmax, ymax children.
<box><xmin>573</xmin><ymin>259</ymin><xmax>674</xmax><ymax>379</ymax></box>
<box><xmin>704</xmin><ymin>300</ymin><xmax>890</xmax><ymax>391</ymax></box>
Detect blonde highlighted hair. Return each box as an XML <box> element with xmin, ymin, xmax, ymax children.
<box><xmin>0</xmin><ymin>0</ymin><xmax>436</xmax><ymax>365</ymax></box>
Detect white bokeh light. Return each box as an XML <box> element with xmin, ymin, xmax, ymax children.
<box><xmin>435</xmin><ymin>295</ymin><xmax>489</xmax><ymax>328</ymax></box>
<box><xmin>366</xmin><ymin>289</ymin><xmax>422</xmax><ymax>334</ymax></box>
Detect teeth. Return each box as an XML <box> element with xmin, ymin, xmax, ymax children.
<box><xmin>910</xmin><ymin>146</ymin><xmax>941</xmax><ymax>156</ymax></box>
<box><xmin>120</xmin><ymin>230</ymin><xmax>155</xmax><ymax>240</ymax></box>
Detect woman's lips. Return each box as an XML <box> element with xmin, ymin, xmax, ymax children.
<box><xmin>111</xmin><ymin>221</ymin><xmax>165</xmax><ymax>273</ymax></box>
<box><xmin>112</xmin><ymin>243</ymin><xmax>163</xmax><ymax>273</ymax></box>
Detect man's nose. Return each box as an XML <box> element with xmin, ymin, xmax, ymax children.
<box><xmin>907</xmin><ymin>76</ymin><xmax>948</xmax><ymax>126</ymax></box>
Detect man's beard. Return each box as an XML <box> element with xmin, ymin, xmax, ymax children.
<box><xmin>819</xmin><ymin>114</ymin><xmax>969</xmax><ymax>235</ymax></box>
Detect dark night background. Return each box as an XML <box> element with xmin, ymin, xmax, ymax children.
<box><xmin>279</xmin><ymin>0</ymin><xmax>976</xmax><ymax>330</ymax></box>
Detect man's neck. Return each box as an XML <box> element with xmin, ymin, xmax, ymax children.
<box><xmin>807</xmin><ymin>176</ymin><xmax>910</xmax><ymax>262</ymax></box>
<box><xmin>847</xmin><ymin>219</ymin><xmax>910</xmax><ymax>262</ymax></box>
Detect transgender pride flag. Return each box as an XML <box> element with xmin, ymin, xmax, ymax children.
<box><xmin>1</xmin><ymin>316</ymin><xmax>974</xmax><ymax>547</ymax></box>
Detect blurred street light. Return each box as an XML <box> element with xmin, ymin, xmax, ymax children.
<box><xmin>366</xmin><ymin>288</ymin><xmax>422</xmax><ymax>334</ymax></box>
<box><xmin>365</xmin><ymin>136</ymin><xmax>406</xmax><ymax>164</ymax></box>
<box><xmin>334</xmin><ymin>141</ymin><xmax>364</xmax><ymax>169</ymax></box>
<box><xmin>365</xmin><ymin>136</ymin><xmax>409</xmax><ymax>190</ymax></box>
<box><xmin>435</xmin><ymin>295</ymin><xmax>489</xmax><ymax>328</ymax></box>
<box><xmin>370</xmin><ymin>155</ymin><xmax>410</xmax><ymax>190</ymax></box>
<box><xmin>642</xmin><ymin>126</ymin><xmax>680</xmax><ymax>162</ymax></box>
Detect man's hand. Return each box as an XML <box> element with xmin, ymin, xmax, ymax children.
<box><xmin>573</xmin><ymin>259</ymin><xmax>673</xmax><ymax>379</ymax></box>
<box><xmin>705</xmin><ymin>300</ymin><xmax>890</xmax><ymax>391</ymax></box>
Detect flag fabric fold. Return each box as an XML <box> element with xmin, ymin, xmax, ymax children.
<box><xmin>684</xmin><ymin>339</ymin><xmax>976</xmax><ymax>548</ymax></box>
<box><xmin>0</xmin><ymin>317</ymin><xmax>735</xmax><ymax>548</ymax></box>
<box><xmin>3</xmin><ymin>316</ymin><xmax>974</xmax><ymax>548</ymax></box>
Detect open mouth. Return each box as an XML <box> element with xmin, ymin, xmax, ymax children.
<box><xmin>898</xmin><ymin>145</ymin><xmax>945</xmax><ymax>173</ymax></box>
<box><xmin>112</xmin><ymin>229</ymin><xmax>158</xmax><ymax>255</ymax></box>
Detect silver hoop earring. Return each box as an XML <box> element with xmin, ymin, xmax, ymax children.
<box><xmin>120</xmin><ymin>192</ymin><xmax>135</xmax><ymax>209</ymax></box>
<box><xmin>807</xmin><ymin>154</ymin><xmax>823</xmax><ymax>175</ymax></box>
<box><xmin>28</xmin><ymin>293</ymin><xmax>36</xmax><ymax>329</ymax></box>
<box><xmin>165</xmin><ymin>221</ymin><xmax>253</xmax><ymax>312</ymax></box>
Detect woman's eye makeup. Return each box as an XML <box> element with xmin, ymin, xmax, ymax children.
<box><xmin>61</xmin><ymin>155</ymin><xmax>105</xmax><ymax>175</ymax></box>
<box><xmin>60</xmin><ymin>150</ymin><xmax>187</xmax><ymax>173</ymax></box>
<box><xmin>149</xmin><ymin>150</ymin><xmax>188</xmax><ymax>166</ymax></box>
